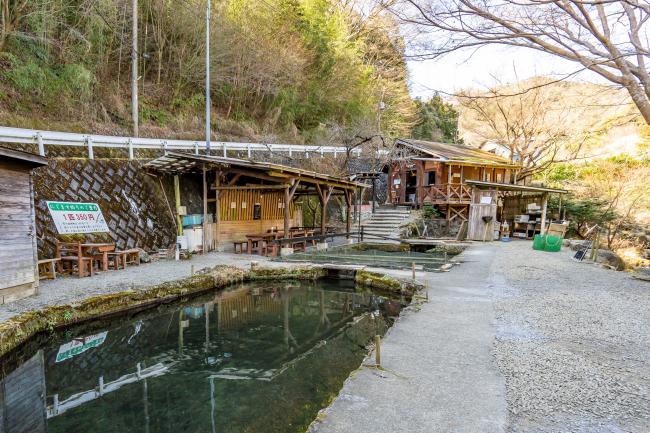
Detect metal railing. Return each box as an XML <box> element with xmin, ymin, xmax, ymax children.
<box><xmin>0</xmin><ymin>126</ymin><xmax>361</xmax><ymax>160</ymax></box>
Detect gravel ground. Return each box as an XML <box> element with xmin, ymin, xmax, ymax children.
<box><xmin>0</xmin><ymin>251</ymin><xmax>291</xmax><ymax>323</ymax></box>
<box><xmin>490</xmin><ymin>241</ymin><xmax>650</xmax><ymax>432</ymax></box>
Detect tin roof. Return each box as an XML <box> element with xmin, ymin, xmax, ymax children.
<box><xmin>0</xmin><ymin>146</ymin><xmax>48</xmax><ymax>167</ymax></box>
<box><xmin>395</xmin><ymin>139</ymin><xmax>519</xmax><ymax>167</ymax></box>
<box><xmin>144</xmin><ymin>152</ymin><xmax>365</xmax><ymax>190</ymax></box>
<box><xmin>465</xmin><ymin>180</ymin><xmax>568</xmax><ymax>194</ymax></box>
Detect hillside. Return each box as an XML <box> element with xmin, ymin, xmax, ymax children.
<box><xmin>0</xmin><ymin>0</ymin><xmax>415</xmax><ymax>144</ymax></box>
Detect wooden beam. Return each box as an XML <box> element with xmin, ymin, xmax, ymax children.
<box><xmin>214</xmin><ymin>169</ymin><xmax>221</xmax><ymax>248</ymax></box>
<box><xmin>227</xmin><ymin>173</ymin><xmax>242</xmax><ymax>186</ymax></box>
<box><xmin>202</xmin><ymin>163</ymin><xmax>208</xmax><ymax>253</ymax></box>
<box><xmin>214</xmin><ymin>184</ymin><xmax>290</xmax><ymax>190</ymax></box>
<box><xmin>284</xmin><ymin>179</ymin><xmax>300</xmax><ymax>235</ymax></box>
<box><xmin>344</xmin><ymin>189</ymin><xmax>352</xmax><ymax>239</ymax></box>
<box><xmin>174</xmin><ymin>175</ymin><xmax>182</xmax><ymax>236</ymax></box>
<box><xmin>540</xmin><ymin>193</ymin><xmax>548</xmax><ymax>236</ymax></box>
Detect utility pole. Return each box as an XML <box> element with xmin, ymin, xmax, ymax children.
<box><xmin>131</xmin><ymin>0</ymin><xmax>139</xmax><ymax>137</ymax></box>
<box><xmin>205</xmin><ymin>0</ymin><xmax>211</xmax><ymax>154</ymax></box>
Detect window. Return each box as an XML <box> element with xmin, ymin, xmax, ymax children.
<box><xmin>426</xmin><ymin>171</ymin><xmax>436</xmax><ymax>185</ymax></box>
<box><xmin>496</xmin><ymin>172</ymin><xmax>503</xmax><ymax>183</ymax></box>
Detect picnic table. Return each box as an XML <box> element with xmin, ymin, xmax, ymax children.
<box><xmin>245</xmin><ymin>232</ymin><xmax>284</xmax><ymax>255</ymax></box>
<box><xmin>80</xmin><ymin>242</ymin><xmax>115</xmax><ymax>272</ymax></box>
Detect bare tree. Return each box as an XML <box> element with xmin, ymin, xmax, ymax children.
<box><xmin>457</xmin><ymin>79</ymin><xmax>599</xmax><ymax>179</ymax></box>
<box><xmin>1</xmin><ymin>0</ymin><xmax>29</xmax><ymax>51</ymax></box>
<box><xmin>392</xmin><ymin>0</ymin><xmax>650</xmax><ymax>124</ymax></box>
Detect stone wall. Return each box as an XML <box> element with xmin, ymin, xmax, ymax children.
<box><xmin>33</xmin><ymin>159</ymin><xmax>177</xmax><ymax>258</ymax></box>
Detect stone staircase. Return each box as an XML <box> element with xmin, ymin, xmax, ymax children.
<box><xmin>355</xmin><ymin>205</ymin><xmax>413</xmax><ymax>243</ymax></box>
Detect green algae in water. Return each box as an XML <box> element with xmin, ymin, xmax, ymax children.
<box><xmin>0</xmin><ymin>280</ymin><xmax>405</xmax><ymax>433</ymax></box>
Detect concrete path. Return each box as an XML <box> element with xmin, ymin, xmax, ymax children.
<box><xmin>310</xmin><ymin>243</ymin><xmax>507</xmax><ymax>433</ymax></box>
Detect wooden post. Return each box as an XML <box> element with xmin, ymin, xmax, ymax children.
<box><xmin>214</xmin><ymin>170</ymin><xmax>221</xmax><ymax>249</ymax></box>
<box><xmin>284</xmin><ymin>185</ymin><xmax>291</xmax><ymax>236</ymax></box>
<box><xmin>415</xmin><ymin>160</ymin><xmax>424</xmax><ymax>206</ymax></box>
<box><xmin>540</xmin><ymin>193</ymin><xmax>548</xmax><ymax>235</ymax></box>
<box><xmin>316</xmin><ymin>184</ymin><xmax>333</xmax><ymax>236</ymax></box>
<box><xmin>202</xmin><ymin>164</ymin><xmax>208</xmax><ymax>253</ymax></box>
<box><xmin>558</xmin><ymin>194</ymin><xmax>563</xmax><ymax>221</ymax></box>
<box><xmin>375</xmin><ymin>335</ymin><xmax>381</xmax><ymax>367</ymax></box>
<box><xmin>174</xmin><ymin>175</ymin><xmax>182</xmax><ymax>236</ymax></box>
<box><xmin>345</xmin><ymin>189</ymin><xmax>352</xmax><ymax>239</ymax></box>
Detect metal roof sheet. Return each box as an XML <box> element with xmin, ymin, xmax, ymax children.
<box><xmin>144</xmin><ymin>152</ymin><xmax>365</xmax><ymax>189</ymax></box>
<box><xmin>395</xmin><ymin>139</ymin><xmax>519</xmax><ymax>167</ymax></box>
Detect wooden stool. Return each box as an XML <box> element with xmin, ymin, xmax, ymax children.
<box><xmin>124</xmin><ymin>248</ymin><xmax>140</xmax><ymax>266</ymax></box>
<box><xmin>233</xmin><ymin>241</ymin><xmax>248</xmax><ymax>254</ymax></box>
<box><xmin>107</xmin><ymin>252</ymin><xmax>127</xmax><ymax>270</ymax></box>
<box><xmin>38</xmin><ymin>258</ymin><xmax>60</xmax><ymax>280</ymax></box>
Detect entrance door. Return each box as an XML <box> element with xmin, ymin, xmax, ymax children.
<box><xmin>405</xmin><ymin>170</ymin><xmax>417</xmax><ymax>203</ymax></box>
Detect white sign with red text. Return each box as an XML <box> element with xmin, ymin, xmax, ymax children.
<box><xmin>46</xmin><ymin>201</ymin><xmax>110</xmax><ymax>234</ymax></box>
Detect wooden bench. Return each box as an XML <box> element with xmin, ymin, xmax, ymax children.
<box><xmin>124</xmin><ymin>248</ymin><xmax>140</xmax><ymax>266</ymax></box>
<box><xmin>107</xmin><ymin>251</ymin><xmax>127</xmax><ymax>270</ymax></box>
<box><xmin>56</xmin><ymin>241</ymin><xmax>94</xmax><ymax>278</ymax></box>
<box><xmin>38</xmin><ymin>258</ymin><xmax>60</xmax><ymax>280</ymax></box>
<box><xmin>233</xmin><ymin>241</ymin><xmax>248</xmax><ymax>254</ymax></box>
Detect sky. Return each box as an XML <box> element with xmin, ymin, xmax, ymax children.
<box><xmin>407</xmin><ymin>45</ymin><xmax>606</xmax><ymax>99</ymax></box>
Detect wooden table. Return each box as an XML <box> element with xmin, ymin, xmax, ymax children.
<box><xmin>81</xmin><ymin>243</ymin><xmax>115</xmax><ymax>272</ymax></box>
<box><xmin>246</xmin><ymin>232</ymin><xmax>285</xmax><ymax>255</ymax></box>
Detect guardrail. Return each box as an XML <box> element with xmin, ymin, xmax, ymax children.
<box><xmin>0</xmin><ymin>126</ymin><xmax>361</xmax><ymax>160</ymax></box>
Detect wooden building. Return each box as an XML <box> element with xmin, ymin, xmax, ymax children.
<box><xmin>387</xmin><ymin>139</ymin><xmax>521</xmax><ymax>222</ymax></box>
<box><xmin>0</xmin><ymin>147</ymin><xmax>48</xmax><ymax>304</ymax></box>
<box><xmin>145</xmin><ymin>152</ymin><xmax>362</xmax><ymax>251</ymax></box>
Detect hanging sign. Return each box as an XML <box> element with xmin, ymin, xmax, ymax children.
<box><xmin>46</xmin><ymin>201</ymin><xmax>110</xmax><ymax>234</ymax></box>
<box><xmin>55</xmin><ymin>331</ymin><xmax>108</xmax><ymax>363</ymax></box>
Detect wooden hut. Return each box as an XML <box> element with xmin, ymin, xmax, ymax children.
<box><xmin>0</xmin><ymin>147</ymin><xmax>47</xmax><ymax>304</ymax></box>
<box><xmin>387</xmin><ymin>139</ymin><xmax>521</xmax><ymax>222</ymax></box>
<box><xmin>145</xmin><ymin>152</ymin><xmax>362</xmax><ymax>251</ymax></box>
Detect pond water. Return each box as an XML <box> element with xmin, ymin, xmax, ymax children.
<box><xmin>279</xmin><ymin>243</ymin><xmax>452</xmax><ymax>271</ymax></box>
<box><xmin>0</xmin><ymin>280</ymin><xmax>406</xmax><ymax>433</ymax></box>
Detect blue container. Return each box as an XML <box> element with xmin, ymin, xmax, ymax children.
<box><xmin>182</xmin><ymin>214</ymin><xmax>203</xmax><ymax>227</ymax></box>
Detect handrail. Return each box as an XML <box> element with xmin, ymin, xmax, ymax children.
<box><xmin>0</xmin><ymin>126</ymin><xmax>361</xmax><ymax>160</ymax></box>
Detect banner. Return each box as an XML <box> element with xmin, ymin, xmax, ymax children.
<box><xmin>46</xmin><ymin>201</ymin><xmax>110</xmax><ymax>234</ymax></box>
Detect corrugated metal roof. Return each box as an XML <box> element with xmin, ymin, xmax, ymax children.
<box><xmin>0</xmin><ymin>146</ymin><xmax>48</xmax><ymax>167</ymax></box>
<box><xmin>395</xmin><ymin>139</ymin><xmax>519</xmax><ymax>166</ymax></box>
<box><xmin>144</xmin><ymin>152</ymin><xmax>364</xmax><ymax>189</ymax></box>
<box><xmin>465</xmin><ymin>180</ymin><xmax>568</xmax><ymax>194</ymax></box>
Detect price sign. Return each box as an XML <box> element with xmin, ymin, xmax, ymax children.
<box><xmin>46</xmin><ymin>201</ymin><xmax>110</xmax><ymax>234</ymax></box>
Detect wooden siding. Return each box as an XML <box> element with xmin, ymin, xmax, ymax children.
<box><xmin>217</xmin><ymin>190</ymin><xmax>295</xmax><ymax>222</ymax></box>
<box><xmin>0</xmin><ymin>161</ymin><xmax>38</xmax><ymax>299</ymax></box>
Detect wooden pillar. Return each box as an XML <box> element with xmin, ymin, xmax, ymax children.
<box><xmin>387</xmin><ymin>164</ymin><xmax>393</xmax><ymax>204</ymax></box>
<box><xmin>316</xmin><ymin>184</ymin><xmax>333</xmax><ymax>235</ymax></box>
<box><xmin>415</xmin><ymin>160</ymin><xmax>424</xmax><ymax>206</ymax></box>
<box><xmin>540</xmin><ymin>193</ymin><xmax>548</xmax><ymax>235</ymax></box>
<box><xmin>344</xmin><ymin>189</ymin><xmax>352</xmax><ymax>238</ymax></box>
<box><xmin>214</xmin><ymin>170</ymin><xmax>221</xmax><ymax>248</ymax></box>
<box><xmin>283</xmin><ymin>179</ymin><xmax>300</xmax><ymax>236</ymax></box>
<box><xmin>174</xmin><ymin>175</ymin><xmax>183</xmax><ymax>236</ymax></box>
<box><xmin>202</xmin><ymin>164</ymin><xmax>208</xmax><ymax>253</ymax></box>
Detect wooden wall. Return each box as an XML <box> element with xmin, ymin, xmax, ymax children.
<box><xmin>218</xmin><ymin>190</ymin><xmax>295</xmax><ymax>222</ymax></box>
<box><xmin>0</xmin><ymin>161</ymin><xmax>38</xmax><ymax>303</ymax></box>
<box><xmin>214</xmin><ymin>189</ymin><xmax>302</xmax><ymax>244</ymax></box>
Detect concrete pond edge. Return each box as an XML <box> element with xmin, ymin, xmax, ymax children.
<box><xmin>0</xmin><ymin>265</ymin><xmax>421</xmax><ymax>357</ymax></box>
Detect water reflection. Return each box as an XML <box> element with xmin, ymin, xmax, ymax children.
<box><xmin>0</xmin><ymin>280</ymin><xmax>403</xmax><ymax>433</ymax></box>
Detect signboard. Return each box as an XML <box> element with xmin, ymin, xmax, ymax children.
<box><xmin>55</xmin><ymin>331</ymin><xmax>108</xmax><ymax>363</ymax></box>
<box><xmin>46</xmin><ymin>201</ymin><xmax>110</xmax><ymax>234</ymax></box>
